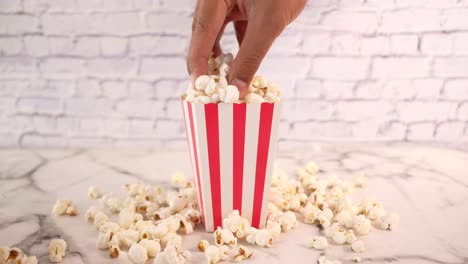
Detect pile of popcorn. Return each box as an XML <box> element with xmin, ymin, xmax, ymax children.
<box><xmin>12</xmin><ymin>158</ymin><xmax>398</xmax><ymax>264</ymax></box>
<box><xmin>184</xmin><ymin>54</ymin><xmax>281</xmax><ymax>104</ymax></box>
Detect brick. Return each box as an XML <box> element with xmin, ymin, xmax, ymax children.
<box><xmin>0</xmin><ymin>58</ymin><xmax>36</xmax><ymax>75</ymax></box>
<box><xmin>442</xmin><ymin>80</ymin><xmax>468</xmax><ymax>100</ymax></box>
<box><xmin>21</xmin><ymin>135</ymin><xmax>68</xmax><ymax>147</ymax></box>
<box><xmin>301</xmin><ymin>33</ymin><xmax>331</xmax><ymax>55</ymax></box>
<box><xmin>355</xmin><ymin>81</ymin><xmax>383</xmax><ymax>99</ymax></box>
<box><xmin>0</xmin><ymin>37</ymin><xmax>22</xmax><ymax>56</ymax></box>
<box><xmin>420</xmin><ymin>34</ymin><xmax>453</xmax><ymax>55</ymax></box>
<box><xmin>291</xmin><ymin>121</ymin><xmax>352</xmax><ymax>140</ymax></box>
<box><xmin>154</xmin><ymin>120</ymin><xmax>187</xmax><ymax>139</ymax></box>
<box><xmin>39</xmin><ymin>58</ymin><xmax>85</xmax><ymax>76</ymax></box>
<box><xmin>360</xmin><ymin>37</ymin><xmax>390</xmax><ymax>55</ymax></box>
<box><xmin>0</xmin><ymin>15</ymin><xmax>37</xmax><ymax>34</ymax></box>
<box><xmin>68</xmin><ymin>137</ymin><xmax>110</xmax><ymax>147</ymax></box>
<box><xmin>101</xmin><ymin>37</ymin><xmax>128</xmax><ymax>56</ymax></box>
<box><xmin>129</xmin><ymin>81</ymin><xmax>154</xmax><ymax>98</ymax></box>
<box><xmin>352</xmin><ymin>120</ymin><xmax>405</xmax><ymax>140</ymax></box>
<box><xmin>458</xmin><ymin>103</ymin><xmax>468</xmax><ymax>120</ymax></box>
<box><xmin>259</xmin><ymin>57</ymin><xmax>310</xmax><ymax>78</ymax></box>
<box><xmin>103</xmin><ymin>119</ymin><xmax>129</xmax><ymax>138</ymax></box>
<box><xmin>0</xmin><ymin>79</ymin><xmax>29</xmax><ymax>96</ymax></box>
<box><xmin>0</xmin><ymin>0</ymin><xmax>21</xmax><ymax>12</ymax></box>
<box><xmin>92</xmin><ymin>12</ymin><xmax>145</xmax><ymax>34</ymax></box>
<box><xmin>331</xmin><ymin>35</ymin><xmax>361</xmax><ymax>55</ymax></box>
<box><xmin>339</xmin><ymin>0</ymin><xmax>364</xmax><ymax>8</ymax></box>
<box><xmin>17</xmin><ymin>97</ymin><xmax>62</xmax><ymax>114</ymax></box>
<box><xmin>453</xmin><ymin>33</ymin><xmax>468</xmax><ymax>55</ymax></box>
<box><xmin>48</xmin><ymin>37</ymin><xmax>74</xmax><ymax>55</ymax></box>
<box><xmin>76</xmin><ymin>79</ymin><xmax>101</xmax><ymax>97</ymax></box>
<box><xmin>287</xmin><ymin>100</ymin><xmax>334</xmax><ymax>121</ymax></box>
<box><xmin>435</xmin><ymin>122</ymin><xmax>466</xmax><ymax>140</ymax></box>
<box><xmin>79</xmin><ymin>118</ymin><xmax>104</xmax><ymax>136</ymax></box>
<box><xmin>382</xmin><ymin>80</ymin><xmax>414</xmax><ymax>99</ymax></box>
<box><xmin>365</xmin><ymin>0</ymin><xmax>395</xmax><ymax>9</ymax></box>
<box><xmin>42</xmin><ymin>14</ymin><xmax>87</xmax><ymax>34</ymax></box>
<box><xmin>146</xmin><ymin>12</ymin><xmax>192</xmax><ymax>34</ymax></box>
<box><xmin>407</xmin><ymin>123</ymin><xmax>435</xmax><ymax>140</ymax></box>
<box><xmin>372</xmin><ymin>58</ymin><xmax>430</xmax><ymax>79</ymax></box>
<box><xmin>320</xmin><ymin>81</ymin><xmax>354</xmax><ymax>99</ymax></box>
<box><xmin>24</xmin><ymin>35</ymin><xmax>49</xmax><ymax>57</ymax></box>
<box><xmin>133</xmin><ymin>0</ymin><xmax>153</xmax><ymax>8</ymax></box>
<box><xmin>128</xmin><ymin>119</ymin><xmax>155</xmax><ymax>137</ymax></box>
<box><xmin>23</xmin><ymin>0</ymin><xmax>77</xmax><ymax>11</ymax></box>
<box><xmin>154</xmin><ymin>80</ymin><xmax>185</xmax><ymax>99</ymax></box>
<box><xmin>390</xmin><ymin>35</ymin><xmax>419</xmax><ymax>55</ymax></box>
<box><xmin>33</xmin><ymin>116</ymin><xmax>57</xmax><ymax>133</ymax></box>
<box><xmin>74</xmin><ymin>37</ymin><xmax>100</xmax><ymax>57</ymax></box>
<box><xmin>296</xmin><ymin>80</ymin><xmax>321</xmax><ymax>99</ymax></box>
<box><xmin>56</xmin><ymin>117</ymin><xmax>79</xmax><ymax>135</ymax></box>
<box><xmin>166</xmin><ymin>99</ymin><xmax>183</xmax><ymax>119</ymax></box>
<box><xmin>336</xmin><ymin>101</ymin><xmax>392</xmax><ymax>121</ymax></box>
<box><xmin>322</xmin><ymin>11</ymin><xmax>378</xmax><ymax>34</ymax></box>
<box><xmin>101</xmin><ymin>80</ymin><xmax>127</xmax><ymax>98</ymax></box>
<box><xmin>116</xmin><ymin>99</ymin><xmax>164</xmax><ymax>118</ymax></box>
<box><xmin>395</xmin><ymin>0</ymin><xmax>460</xmax><ymax>7</ymax></box>
<box><xmin>65</xmin><ymin>98</ymin><xmax>115</xmax><ymax>117</ymax></box>
<box><xmin>87</xmin><ymin>58</ymin><xmax>136</xmax><ymax>76</ymax></box>
<box><xmin>160</xmin><ymin>0</ymin><xmax>196</xmax><ymax>11</ymax></box>
<box><xmin>19</xmin><ymin>79</ymin><xmax>74</xmax><ymax>97</ymax></box>
<box><xmin>0</xmin><ymin>97</ymin><xmax>15</xmax><ymax>116</ymax></box>
<box><xmin>434</xmin><ymin>58</ymin><xmax>468</xmax><ymax>77</ymax></box>
<box><xmin>76</xmin><ymin>0</ymin><xmax>132</xmax><ymax>10</ymax></box>
<box><xmin>306</xmin><ymin>0</ymin><xmax>338</xmax><ymax>8</ymax></box>
<box><xmin>397</xmin><ymin>102</ymin><xmax>457</xmax><ymax>122</ymax></box>
<box><xmin>140</xmin><ymin>57</ymin><xmax>186</xmax><ymax>78</ymax></box>
<box><xmin>312</xmin><ymin>58</ymin><xmax>369</xmax><ymax>80</ymax></box>
<box><xmin>129</xmin><ymin>36</ymin><xmax>187</xmax><ymax>55</ymax></box>
<box><xmin>269</xmin><ymin>34</ymin><xmax>301</xmax><ymax>55</ymax></box>
<box><xmin>269</xmin><ymin>78</ymin><xmax>295</xmax><ymax>99</ymax></box>
<box><xmin>442</xmin><ymin>10</ymin><xmax>468</xmax><ymax>30</ymax></box>
<box><xmin>413</xmin><ymin>79</ymin><xmax>443</xmax><ymax>99</ymax></box>
<box><xmin>380</xmin><ymin>10</ymin><xmax>441</xmax><ymax>33</ymax></box>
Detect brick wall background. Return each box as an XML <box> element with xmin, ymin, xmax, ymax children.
<box><xmin>1</xmin><ymin>0</ymin><xmax>468</xmax><ymax>148</ymax></box>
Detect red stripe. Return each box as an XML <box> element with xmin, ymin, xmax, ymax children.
<box><xmin>187</xmin><ymin>102</ymin><xmax>205</xmax><ymax>224</ymax></box>
<box><xmin>251</xmin><ymin>103</ymin><xmax>275</xmax><ymax>228</ymax></box>
<box><xmin>204</xmin><ymin>104</ymin><xmax>222</xmax><ymax>229</ymax></box>
<box><xmin>233</xmin><ymin>103</ymin><xmax>246</xmax><ymax>214</ymax></box>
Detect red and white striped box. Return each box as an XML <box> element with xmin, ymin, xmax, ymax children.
<box><xmin>181</xmin><ymin>101</ymin><xmax>281</xmax><ymax>232</ymax></box>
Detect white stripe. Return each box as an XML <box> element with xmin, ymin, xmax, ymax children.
<box><xmin>193</xmin><ymin>104</ymin><xmax>214</xmax><ymax>232</ymax></box>
<box><xmin>241</xmin><ymin>103</ymin><xmax>261</xmax><ymax>224</ymax></box>
<box><xmin>218</xmin><ymin>104</ymin><xmax>233</xmax><ymax>220</ymax></box>
<box><xmin>259</xmin><ymin>103</ymin><xmax>282</xmax><ymax>228</ymax></box>
<box><xmin>183</xmin><ymin>102</ymin><xmax>202</xmax><ymax>216</ymax></box>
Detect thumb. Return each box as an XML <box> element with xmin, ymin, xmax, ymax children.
<box><xmin>228</xmin><ymin>18</ymin><xmax>283</xmax><ymax>98</ymax></box>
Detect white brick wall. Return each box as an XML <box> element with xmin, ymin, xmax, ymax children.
<box><xmin>1</xmin><ymin>0</ymin><xmax>468</xmax><ymax>148</ymax></box>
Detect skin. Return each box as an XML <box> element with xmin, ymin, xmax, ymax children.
<box><xmin>187</xmin><ymin>0</ymin><xmax>308</xmax><ymax>97</ymax></box>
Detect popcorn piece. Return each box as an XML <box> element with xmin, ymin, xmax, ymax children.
<box><xmin>139</xmin><ymin>239</ymin><xmax>161</xmax><ymax>258</ymax></box>
<box><xmin>48</xmin><ymin>239</ymin><xmax>67</xmax><ymax>263</ymax></box>
<box><xmin>128</xmin><ymin>243</ymin><xmax>148</xmax><ymax>264</ymax></box>
<box><xmin>233</xmin><ymin>245</ymin><xmax>253</xmax><ymax>262</ymax></box>
<box><xmin>109</xmin><ymin>245</ymin><xmax>121</xmax><ymax>258</ymax></box>
<box><xmin>118</xmin><ymin>252</ymin><xmax>133</xmax><ymax>264</ymax></box>
<box><xmin>171</xmin><ymin>172</ymin><xmax>188</xmax><ymax>189</ymax></box>
<box><xmin>335</xmin><ymin>210</ymin><xmax>354</xmax><ymax>228</ymax></box>
<box><xmin>96</xmin><ymin>230</ymin><xmax>114</xmax><ymax>249</ymax></box>
<box><xmin>244</xmin><ymin>93</ymin><xmax>266</xmax><ymax>103</ymax></box>
<box><xmin>198</xmin><ymin>240</ymin><xmax>209</xmax><ymax>252</ymax></box>
<box><xmin>378</xmin><ymin>212</ymin><xmax>400</xmax><ymax>230</ymax></box>
<box><xmin>353</xmin><ymin>174</ymin><xmax>367</xmax><ymax>188</ymax></box>
<box><xmin>214</xmin><ymin>227</ymin><xmax>237</xmax><ymax>247</ymax></box>
<box><xmin>88</xmin><ymin>186</ymin><xmax>102</xmax><ymax>199</ymax></box>
<box><xmin>118</xmin><ymin>230</ymin><xmax>140</xmax><ymax>248</ymax></box>
<box><xmin>195</xmin><ymin>75</ymin><xmax>211</xmax><ymax>91</ymax></box>
<box><xmin>353</xmin><ymin>257</ymin><xmax>362</xmax><ymax>263</ymax></box>
<box><xmin>85</xmin><ymin>206</ymin><xmax>99</xmax><ymax>223</ymax></box>
<box><xmin>204</xmin><ymin>245</ymin><xmax>221</xmax><ymax>264</ymax></box>
<box><xmin>306</xmin><ymin>236</ymin><xmax>328</xmax><ymax>250</ymax></box>
<box><xmin>22</xmin><ymin>255</ymin><xmax>38</xmax><ymax>264</ymax></box>
<box><xmin>346</xmin><ymin>230</ymin><xmax>357</xmax><ymax>244</ymax></box>
<box><xmin>52</xmin><ymin>200</ymin><xmax>71</xmax><ymax>216</ymax></box>
<box><xmin>354</xmin><ymin>215</ymin><xmax>372</xmax><ymax>235</ymax></box>
<box><xmin>351</xmin><ymin>240</ymin><xmax>366</xmax><ymax>253</ymax></box>
<box><xmin>222</xmin><ymin>85</ymin><xmax>240</xmax><ymax>103</ymax></box>
<box><xmin>6</xmin><ymin>247</ymin><xmax>23</xmax><ymax>262</ymax></box>
<box><xmin>265</xmin><ymin>219</ymin><xmax>281</xmax><ymax>239</ymax></box>
<box><xmin>332</xmin><ymin>230</ymin><xmax>347</xmax><ymax>245</ymax></box>
<box><xmin>66</xmin><ymin>206</ymin><xmax>78</xmax><ymax>216</ymax></box>
<box><xmin>254</xmin><ymin>229</ymin><xmax>273</xmax><ymax>247</ymax></box>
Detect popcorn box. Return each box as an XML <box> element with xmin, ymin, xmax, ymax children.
<box><xmin>182</xmin><ymin>101</ymin><xmax>281</xmax><ymax>232</ymax></box>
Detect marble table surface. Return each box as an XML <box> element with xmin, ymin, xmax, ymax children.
<box><xmin>1</xmin><ymin>143</ymin><xmax>467</xmax><ymax>264</ymax></box>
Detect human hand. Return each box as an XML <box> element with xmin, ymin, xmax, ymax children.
<box><xmin>187</xmin><ymin>0</ymin><xmax>307</xmax><ymax>97</ymax></box>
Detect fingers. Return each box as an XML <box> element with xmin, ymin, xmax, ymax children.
<box><xmin>187</xmin><ymin>0</ymin><xmax>229</xmax><ymax>82</ymax></box>
<box><xmin>228</xmin><ymin>16</ymin><xmax>285</xmax><ymax>98</ymax></box>
<box><xmin>212</xmin><ymin>22</ymin><xmax>227</xmax><ymax>57</ymax></box>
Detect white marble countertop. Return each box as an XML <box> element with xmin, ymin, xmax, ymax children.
<box><xmin>1</xmin><ymin>143</ymin><xmax>468</xmax><ymax>264</ymax></box>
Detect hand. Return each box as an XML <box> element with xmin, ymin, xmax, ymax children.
<box><xmin>187</xmin><ymin>0</ymin><xmax>307</xmax><ymax>97</ymax></box>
